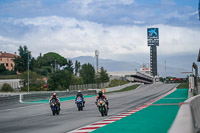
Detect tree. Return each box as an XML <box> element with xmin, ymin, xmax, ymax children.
<box><xmin>37</xmin><ymin>52</ymin><xmax>67</xmax><ymax>68</ymax></box>
<box><xmin>0</xmin><ymin>64</ymin><xmax>7</xmax><ymax>73</ymax></box>
<box><xmin>48</xmin><ymin>70</ymin><xmax>72</xmax><ymax>90</ymax></box>
<box><xmin>14</xmin><ymin>45</ymin><xmax>32</xmax><ymax>73</ymax></box>
<box><xmin>97</xmin><ymin>67</ymin><xmax>109</xmax><ymax>83</ymax></box>
<box><xmin>70</xmin><ymin>75</ymin><xmax>83</xmax><ymax>85</ymax></box>
<box><xmin>75</xmin><ymin>60</ymin><xmax>81</xmax><ymax>76</ymax></box>
<box><xmin>79</xmin><ymin>63</ymin><xmax>95</xmax><ymax>84</ymax></box>
<box><xmin>1</xmin><ymin>83</ymin><xmax>14</xmax><ymax>92</ymax></box>
<box><xmin>20</xmin><ymin>71</ymin><xmax>44</xmax><ymax>91</ymax></box>
<box><xmin>65</xmin><ymin>59</ymin><xmax>74</xmax><ymax>73</ymax></box>
<box><xmin>0</xmin><ymin>64</ymin><xmax>16</xmax><ymax>75</ymax></box>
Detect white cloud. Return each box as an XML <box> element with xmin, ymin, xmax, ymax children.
<box><xmin>0</xmin><ymin>16</ymin><xmax>199</xmax><ymax>61</ymax></box>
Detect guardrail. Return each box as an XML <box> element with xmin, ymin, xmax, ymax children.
<box><xmin>21</xmin><ymin>90</ymin><xmax>96</xmax><ymax>102</ymax></box>
<box><xmin>169</xmin><ymin>94</ymin><xmax>200</xmax><ymax>133</ymax></box>
<box><xmin>0</xmin><ymin>95</ymin><xmax>20</xmax><ymax>104</ymax></box>
<box><xmin>0</xmin><ymin>90</ymin><xmax>96</xmax><ymax>104</ymax></box>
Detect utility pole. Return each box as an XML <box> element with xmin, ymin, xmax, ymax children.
<box><xmin>28</xmin><ymin>52</ymin><xmax>30</xmax><ymax>93</ymax></box>
<box><xmin>95</xmin><ymin>50</ymin><xmax>99</xmax><ymax>73</ymax></box>
<box><xmin>55</xmin><ymin>59</ymin><xmax>56</xmax><ymax>72</ymax></box>
<box><xmin>165</xmin><ymin>60</ymin><xmax>166</xmax><ymax>78</ymax></box>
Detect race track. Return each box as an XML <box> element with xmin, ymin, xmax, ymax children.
<box><xmin>0</xmin><ymin>83</ymin><xmax>178</xmax><ymax>133</ymax></box>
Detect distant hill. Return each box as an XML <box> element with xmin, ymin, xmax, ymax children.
<box><xmin>70</xmin><ymin>56</ymin><xmax>191</xmax><ymax>78</ymax></box>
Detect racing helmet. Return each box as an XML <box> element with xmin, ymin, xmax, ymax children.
<box><xmin>98</xmin><ymin>91</ymin><xmax>103</xmax><ymax>97</ymax></box>
<box><xmin>53</xmin><ymin>93</ymin><xmax>56</xmax><ymax>98</ymax></box>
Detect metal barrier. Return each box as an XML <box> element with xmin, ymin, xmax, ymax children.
<box><xmin>169</xmin><ymin>94</ymin><xmax>200</xmax><ymax>133</ymax></box>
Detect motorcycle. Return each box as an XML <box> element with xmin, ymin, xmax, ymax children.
<box><xmin>76</xmin><ymin>96</ymin><xmax>83</xmax><ymax>111</ymax></box>
<box><xmin>97</xmin><ymin>99</ymin><xmax>108</xmax><ymax>116</ymax></box>
<box><xmin>50</xmin><ymin>99</ymin><xmax>60</xmax><ymax>116</ymax></box>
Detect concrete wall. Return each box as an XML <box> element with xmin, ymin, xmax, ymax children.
<box><xmin>169</xmin><ymin>94</ymin><xmax>200</xmax><ymax>133</ymax></box>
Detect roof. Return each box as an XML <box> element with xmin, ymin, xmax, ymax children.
<box><xmin>0</xmin><ymin>52</ymin><xmax>18</xmax><ymax>58</ymax></box>
<box><xmin>198</xmin><ymin>49</ymin><xmax>200</xmax><ymax>62</ymax></box>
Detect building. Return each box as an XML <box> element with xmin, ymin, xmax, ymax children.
<box><xmin>0</xmin><ymin>51</ymin><xmax>18</xmax><ymax>71</ymax></box>
<box><xmin>140</xmin><ymin>64</ymin><xmax>150</xmax><ymax>75</ymax></box>
<box><xmin>108</xmin><ymin>71</ymin><xmax>153</xmax><ymax>84</ymax></box>
<box><xmin>0</xmin><ymin>79</ymin><xmax>23</xmax><ymax>89</ymax></box>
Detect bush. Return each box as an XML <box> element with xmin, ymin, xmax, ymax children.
<box><xmin>1</xmin><ymin>83</ymin><xmax>14</xmax><ymax>92</ymax></box>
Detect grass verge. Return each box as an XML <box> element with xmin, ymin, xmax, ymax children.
<box><xmin>177</xmin><ymin>83</ymin><xmax>189</xmax><ymax>89</ymax></box>
<box><xmin>106</xmin><ymin>84</ymin><xmax>140</xmax><ymax>94</ymax></box>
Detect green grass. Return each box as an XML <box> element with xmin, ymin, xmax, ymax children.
<box><xmin>106</xmin><ymin>84</ymin><xmax>140</xmax><ymax>94</ymax></box>
<box><xmin>24</xmin><ymin>95</ymin><xmax>96</xmax><ymax>103</ymax></box>
<box><xmin>177</xmin><ymin>83</ymin><xmax>189</xmax><ymax>89</ymax></box>
<box><xmin>0</xmin><ymin>75</ymin><xmax>20</xmax><ymax>79</ymax></box>
<box><xmin>92</xmin><ymin>105</ymin><xmax>179</xmax><ymax>133</ymax></box>
<box><xmin>107</xmin><ymin>79</ymin><xmax>129</xmax><ymax>87</ymax></box>
<box><xmin>93</xmin><ymin>88</ymin><xmax>189</xmax><ymax>133</ymax></box>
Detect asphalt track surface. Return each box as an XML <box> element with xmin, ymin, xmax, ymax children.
<box><xmin>0</xmin><ymin>83</ymin><xmax>178</xmax><ymax>133</ymax></box>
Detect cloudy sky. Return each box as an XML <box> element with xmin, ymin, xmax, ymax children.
<box><xmin>0</xmin><ymin>0</ymin><xmax>200</xmax><ymax>68</ymax></box>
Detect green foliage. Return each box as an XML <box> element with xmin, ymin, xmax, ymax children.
<box><xmin>0</xmin><ymin>64</ymin><xmax>7</xmax><ymax>73</ymax></box>
<box><xmin>48</xmin><ymin>70</ymin><xmax>72</xmax><ymax>90</ymax></box>
<box><xmin>177</xmin><ymin>83</ymin><xmax>189</xmax><ymax>89</ymax></box>
<box><xmin>0</xmin><ymin>64</ymin><xmax>17</xmax><ymax>75</ymax></box>
<box><xmin>70</xmin><ymin>75</ymin><xmax>84</xmax><ymax>85</ymax></box>
<box><xmin>108</xmin><ymin>79</ymin><xmax>129</xmax><ymax>87</ymax></box>
<box><xmin>0</xmin><ymin>75</ymin><xmax>20</xmax><ymax>79</ymax></box>
<box><xmin>37</xmin><ymin>52</ymin><xmax>67</xmax><ymax>68</ymax></box>
<box><xmin>80</xmin><ymin>63</ymin><xmax>95</xmax><ymax>84</ymax></box>
<box><xmin>64</xmin><ymin>59</ymin><xmax>74</xmax><ymax>73</ymax></box>
<box><xmin>20</xmin><ymin>71</ymin><xmax>44</xmax><ymax>91</ymax></box>
<box><xmin>159</xmin><ymin>77</ymin><xmax>164</xmax><ymax>82</ymax></box>
<box><xmin>14</xmin><ymin>45</ymin><xmax>33</xmax><ymax>73</ymax></box>
<box><xmin>1</xmin><ymin>83</ymin><xmax>14</xmax><ymax>92</ymax></box>
<box><xmin>96</xmin><ymin>67</ymin><xmax>109</xmax><ymax>83</ymax></box>
<box><xmin>75</xmin><ymin>60</ymin><xmax>81</xmax><ymax>76</ymax></box>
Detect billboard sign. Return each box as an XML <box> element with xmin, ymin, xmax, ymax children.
<box><xmin>147</xmin><ymin>28</ymin><xmax>159</xmax><ymax>46</ymax></box>
<box><xmin>199</xmin><ymin>0</ymin><xmax>200</xmax><ymax>20</ymax></box>
<box><xmin>147</xmin><ymin>28</ymin><xmax>159</xmax><ymax>39</ymax></box>
<box><xmin>148</xmin><ymin>39</ymin><xmax>159</xmax><ymax>46</ymax></box>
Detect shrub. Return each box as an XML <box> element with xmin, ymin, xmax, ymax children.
<box><xmin>1</xmin><ymin>83</ymin><xmax>14</xmax><ymax>92</ymax></box>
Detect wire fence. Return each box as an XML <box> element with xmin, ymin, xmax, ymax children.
<box><xmin>69</xmin><ymin>82</ymin><xmax>109</xmax><ymax>91</ymax></box>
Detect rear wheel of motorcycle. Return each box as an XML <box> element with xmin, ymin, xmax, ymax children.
<box><xmin>101</xmin><ymin>112</ymin><xmax>104</xmax><ymax>116</ymax></box>
<box><xmin>53</xmin><ymin>111</ymin><xmax>55</xmax><ymax>116</ymax></box>
<box><xmin>57</xmin><ymin>111</ymin><xmax>60</xmax><ymax>115</ymax></box>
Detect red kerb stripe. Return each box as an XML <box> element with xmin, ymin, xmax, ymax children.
<box><xmin>79</xmin><ymin>127</ymin><xmax>100</xmax><ymax>130</ymax></box>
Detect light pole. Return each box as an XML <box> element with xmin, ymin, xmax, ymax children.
<box><xmin>27</xmin><ymin>51</ymin><xmax>30</xmax><ymax>93</ymax></box>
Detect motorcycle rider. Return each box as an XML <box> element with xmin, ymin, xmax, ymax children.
<box><xmin>75</xmin><ymin>90</ymin><xmax>85</xmax><ymax>107</ymax></box>
<box><xmin>96</xmin><ymin>91</ymin><xmax>109</xmax><ymax>109</ymax></box>
<box><xmin>49</xmin><ymin>93</ymin><xmax>61</xmax><ymax>110</ymax></box>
